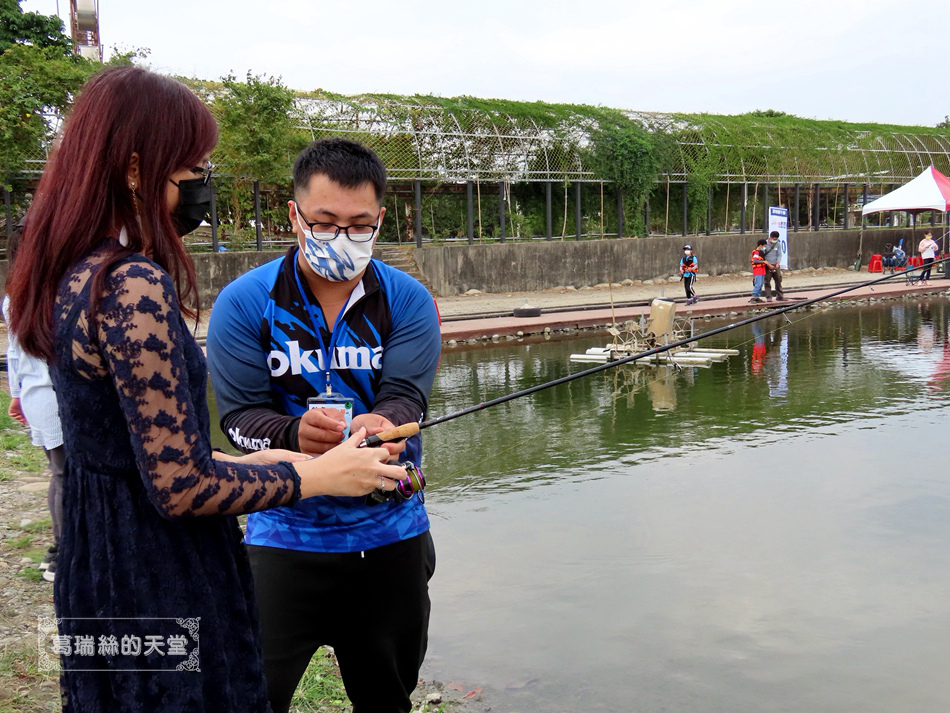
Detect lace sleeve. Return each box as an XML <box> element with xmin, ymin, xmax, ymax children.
<box><xmin>94</xmin><ymin>260</ymin><xmax>300</xmax><ymax>518</ymax></box>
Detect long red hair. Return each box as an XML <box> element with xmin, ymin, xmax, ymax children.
<box><xmin>7</xmin><ymin>67</ymin><xmax>218</xmax><ymax>359</ymax></box>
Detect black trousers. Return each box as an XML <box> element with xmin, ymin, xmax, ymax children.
<box><xmin>248</xmin><ymin>531</ymin><xmax>436</xmax><ymax>713</ymax></box>
<box><xmin>921</xmin><ymin>257</ymin><xmax>935</xmax><ymax>281</ymax></box>
<box><xmin>683</xmin><ymin>274</ymin><xmax>696</xmax><ymax>299</ymax></box>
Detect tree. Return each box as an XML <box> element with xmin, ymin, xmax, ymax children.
<box><xmin>938</xmin><ymin>116</ymin><xmax>949</xmax><ymax>129</ymax></box>
<box><xmin>0</xmin><ymin>0</ymin><xmax>72</xmax><ymax>55</ymax></box>
<box><xmin>0</xmin><ymin>44</ymin><xmax>96</xmax><ymax>188</ymax></box>
<box><xmin>211</xmin><ymin>72</ymin><xmax>306</xmax><ymax>231</ymax></box>
<box><xmin>587</xmin><ymin>120</ymin><xmax>665</xmax><ymax>231</ymax></box>
<box><xmin>0</xmin><ymin>1</ymin><xmax>93</xmax><ymax>187</ymax></box>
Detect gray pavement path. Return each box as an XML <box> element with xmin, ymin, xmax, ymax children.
<box><xmin>437</xmin><ymin>268</ymin><xmax>950</xmax><ymax>341</ymax></box>
<box><xmin>435</xmin><ymin>268</ymin><xmax>890</xmax><ymax>319</ymax></box>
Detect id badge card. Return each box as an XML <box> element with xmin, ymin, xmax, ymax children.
<box><xmin>307</xmin><ymin>391</ymin><xmax>353</xmax><ymax>440</ymax></box>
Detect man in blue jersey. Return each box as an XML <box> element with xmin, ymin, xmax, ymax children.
<box><xmin>206</xmin><ymin>139</ymin><xmax>441</xmax><ymax>713</ymax></box>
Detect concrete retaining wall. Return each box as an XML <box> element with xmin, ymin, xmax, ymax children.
<box><xmin>191</xmin><ymin>250</ymin><xmax>286</xmax><ymax>308</ymax></box>
<box><xmin>413</xmin><ymin>228</ymin><xmax>929</xmax><ymax>296</ymax></box>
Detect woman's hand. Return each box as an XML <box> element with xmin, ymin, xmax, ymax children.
<box><xmin>293</xmin><ymin>428</ymin><xmax>408</xmax><ymax>499</ymax></box>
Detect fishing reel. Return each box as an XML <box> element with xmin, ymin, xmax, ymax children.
<box><xmin>365</xmin><ymin>462</ymin><xmax>426</xmax><ymax>507</ymax></box>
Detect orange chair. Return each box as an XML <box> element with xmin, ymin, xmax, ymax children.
<box><xmin>909</xmin><ymin>256</ymin><xmax>923</xmax><ymax>268</ymax></box>
<box><xmin>868</xmin><ymin>254</ymin><xmax>883</xmax><ymax>273</ymax></box>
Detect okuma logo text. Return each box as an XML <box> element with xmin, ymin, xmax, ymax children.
<box><xmin>228</xmin><ymin>428</ymin><xmax>271</xmax><ymax>452</ymax></box>
<box><xmin>268</xmin><ymin>341</ymin><xmax>383</xmax><ymax>377</ymax></box>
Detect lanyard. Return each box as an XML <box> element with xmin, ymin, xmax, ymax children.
<box><xmin>292</xmin><ymin>253</ymin><xmax>345</xmax><ymax>396</ymax></box>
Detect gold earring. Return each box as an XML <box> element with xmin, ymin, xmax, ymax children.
<box><xmin>130</xmin><ymin>185</ymin><xmax>140</xmax><ymax>219</ymax></box>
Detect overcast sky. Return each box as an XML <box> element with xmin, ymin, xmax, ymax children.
<box><xmin>21</xmin><ymin>0</ymin><xmax>950</xmax><ymax>127</ymax></box>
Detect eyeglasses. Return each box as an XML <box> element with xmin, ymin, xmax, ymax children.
<box><xmin>169</xmin><ymin>161</ymin><xmax>215</xmax><ymax>188</ymax></box>
<box><xmin>294</xmin><ymin>202</ymin><xmax>380</xmax><ymax>243</ymax></box>
<box><xmin>190</xmin><ymin>161</ymin><xmax>215</xmax><ymax>185</ymax></box>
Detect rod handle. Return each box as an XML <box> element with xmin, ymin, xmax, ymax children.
<box><xmin>360</xmin><ymin>422</ymin><xmax>421</xmax><ymax>448</ymax></box>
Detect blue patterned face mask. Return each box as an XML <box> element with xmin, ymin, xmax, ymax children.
<box><xmin>297</xmin><ymin>214</ymin><xmax>375</xmax><ymax>282</ymax></box>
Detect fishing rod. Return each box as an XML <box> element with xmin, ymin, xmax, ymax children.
<box><xmin>362</xmin><ymin>257</ymin><xmax>950</xmax><ymax>499</ymax></box>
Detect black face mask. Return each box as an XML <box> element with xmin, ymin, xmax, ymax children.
<box><xmin>171</xmin><ymin>177</ymin><xmax>212</xmax><ymax>236</ymax></box>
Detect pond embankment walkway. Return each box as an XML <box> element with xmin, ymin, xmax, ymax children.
<box><xmin>436</xmin><ymin>269</ymin><xmax>950</xmax><ymax>343</ymax></box>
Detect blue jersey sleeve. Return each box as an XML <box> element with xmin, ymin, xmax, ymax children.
<box><xmin>207</xmin><ymin>260</ymin><xmax>293</xmax><ymax>450</ymax></box>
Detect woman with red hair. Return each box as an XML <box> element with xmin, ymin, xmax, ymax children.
<box><xmin>7</xmin><ymin>67</ymin><xmax>406</xmax><ymax>712</ymax></box>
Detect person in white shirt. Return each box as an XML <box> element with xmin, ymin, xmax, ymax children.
<box><xmin>3</xmin><ymin>225</ymin><xmax>64</xmax><ymax>583</ymax></box>
<box><xmin>917</xmin><ymin>231</ymin><xmax>939</xmax><ymax>285</ymax></box>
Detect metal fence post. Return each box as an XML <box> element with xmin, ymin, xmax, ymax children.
<box><xmin>740</xmin><ymin>183</ymin><xmax>747</xmax><ymax>234</ymax></box>
<box><xmin>545</xmin><ymin>182</ymin><xmax>552</xmax><ymax>240</ymax></box>
<box><xmin>794</xmin><ymin>183</ymin><xmax>800</xmax><ymax>232</ymax></box>
<box><xmin>253</xmin><ymin>180</ymin><xmax>263</xmax><ymax>250</ymax></box>
<box><xmin>682</xmin><ymin>183</ymin><xmax>688</xmax><ymax>237</ymax></box>
<box><xmin>844</xmin><ymin>183</ymin><xmax>851</xmax><ymax>230</ymax></box>
<box><xmin>466</xmin><ymin>181</ymin><xmax>474</xmax><ymax>246</ymax></box>
<box><xmin>414</xmin><ymin>180</ymin><xmax>422</xmax><ymax>248</ymax></box>
<box><xmin>210</xmin><ymin>178</ymin><xmax>219</xmax><ymax>252</ymax></box>
<box><xmin>644</xmin><ymin>196</ymin><xmax>650</xmax><ymax>237</ymax></box>
<box><xmin>813</xmin><ymin>184</ymin><xmax>820</xmax><ymax>231</ymax></box>
<box><xmin>706</xmin><ymin>186</ymin><xmax>712</xmax><ymax>236</ymax></box>
<box><xmin>862</xmin><ymin>184</ymin><xmax>868</xmax><ymax>228</ymax></box>
<box><xmin>499</xmin><ymin>182</ymin><xmax>506</xmax><ymax>243</ymax></box>
<box><xmin>575</xmin><ymin>183</ymin><xmax>582</xmax><ymax>241</ymax></box>
<box><xmin>616</xmin><ymin>185</ymin><xmax>623</xmax><ymax>239</ymax></box>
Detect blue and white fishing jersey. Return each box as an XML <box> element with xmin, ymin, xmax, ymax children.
<box><xmin>207</xmin><ymin>249</ymin><xmax>442</xmax><ymax>553</ymax></box>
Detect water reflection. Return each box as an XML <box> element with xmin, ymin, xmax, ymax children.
<box><xmin>420</xmin><ymin>301</ymin><xmax>950</xmax><ymax>502</ymax></box>
<box><xmin>416</xmin><ymin>298</ymin><xmax>950</xmax><ymax>713</ymax></box>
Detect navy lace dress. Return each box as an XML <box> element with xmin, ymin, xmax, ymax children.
<box><xmin>49</xmin><ymin>246</ymin><xmax>301</xmax><ymax>712</ymax></box>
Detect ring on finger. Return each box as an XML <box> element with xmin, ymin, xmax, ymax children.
<box><xmin>378</xmin><ymin>475</ymin><xmax>385</xmax><ymax>490</ymax></box>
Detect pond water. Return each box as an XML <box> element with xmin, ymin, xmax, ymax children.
<box><xmin>209</xmin><ymin>298</ymin><xmax>950</xmax><ymax>712</ymax></box>
<box><xmin>417</xmin><ymin>298</ymin><xmax>950</xmax><ymax>713</ymax></box>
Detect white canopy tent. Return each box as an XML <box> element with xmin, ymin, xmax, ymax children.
<box><xmin>862</xmin><ymin>165</ymin><xmax>950</xmax><ymax>215</ymax></box>
<box><xmin>861</xmin><ymin>166</ymin><xmax>950</xmax><ymax>269</ymax></box>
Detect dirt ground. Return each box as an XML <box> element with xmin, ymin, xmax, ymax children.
<box><xmin>0</xmin><ymin>372</ymin><xmax>59</xmax><ymax>712</ymax></box>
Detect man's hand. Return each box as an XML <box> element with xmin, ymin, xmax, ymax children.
<box><xmin>350</xmin><ymin>413</ymin><xmax>408</xmax><ymax>459</ymax></box>
<box><xmin>297</xmin><ymin>408</ymin><xmax>347</xmax><ymax>456</ymax></box>
<box><xmin>7</xmin><ymin>398</ymin><xmax>27</xmax><ymax>428</ymax></box>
